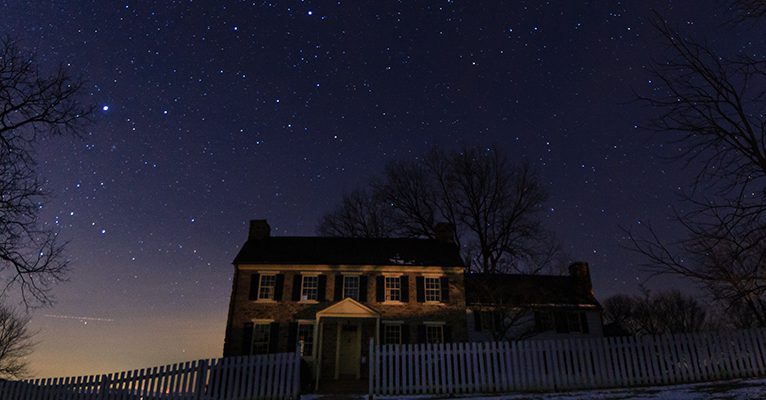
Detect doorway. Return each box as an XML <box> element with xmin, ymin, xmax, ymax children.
<box><xmin>336</xmin><ymin>322</ymin><xmax>361</xmax><ymax>379</ymax></box>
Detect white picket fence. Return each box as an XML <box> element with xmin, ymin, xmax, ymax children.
<box><xmin>0</xmin><ymin>352</ymin><xmax>301</xmax><ymax>400</ymax></box>
<box><xmin>369</xmin><ymin>328</ymin><xmax>766</xmax><ymax>396</ymax></box>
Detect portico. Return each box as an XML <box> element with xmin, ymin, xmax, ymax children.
<box><xmin>313</xmin><ymin>298</ymin><xmax>380</xmax><ymax>390</ymax></box>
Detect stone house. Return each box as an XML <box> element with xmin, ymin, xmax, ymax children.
<box><xmin>223</xmin><ymin>219</ymin><xmax>603</xmax><ymax>388</ymax></box>
<box><xmin>223</xmin><ymin>220</ymin><xmax>467</xmax><ymax>387</ymax></box>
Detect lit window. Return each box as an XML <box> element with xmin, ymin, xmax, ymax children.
<box><xmin>343</xmin><ymin>275</ymin><xmax>360</xmax><ymax>300</ymax></box>
<box><xmin>425</xmin><ymin>325</ymin><xmax>443</xmax><ymax>344</ymax></box>
<box><xmin>302</xmin><ymin>275</ymin><xmax>319</xmax><ymax>300</ymax></box>
<box><xmin>252</xmin><ymin>323</ymin><xmax>271</xmax><ymax>354</ymax></box>
<box><xmin>385</xmin><ymin>276</ymin><xmax>401</xmax><ymax>301</ymax></box>
<box><xmin>258</xmin><ymin>274</ymin><xmax>276</xmax><ymax>300</ymax></box>
<box><xmin>425</xmin><ymin>277</ymin><xmax>441</xmax><ymax>302</ymax></box>
<box><xmin>383</xmin><ymin>324</ymin><xmax>402</xmax><ymax>345</ymax></box>
<box><xmin>297</xmin><ymin>323</ymin><xmax>314</xmax><ymax>356</ymax></box>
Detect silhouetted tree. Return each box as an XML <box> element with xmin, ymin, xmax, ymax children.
<box><xmin>0</xmin><ymin>304</ymin><xmax>33</xmax><ymax>378</ymax></box>
<box><xmin>626</xmin><ymin>13</ymin><xmax>766</xmax><ymax>326</ymax></box>
<box><xmin>0</xmin><ymin>37</ymin><xmax>92</xmax><ymax>306</ymax></box>
<box><xmin>603</xmin><ymin>290</ymin><xmax>709</xmax><ymax>335</ymax></box>
<box><xmin>319</xmin><ymin>147</ymin><xmax>560</xmax><ymax>274</ymax></box>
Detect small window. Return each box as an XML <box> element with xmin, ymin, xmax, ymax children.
<box><xmin>425</xmin><ymin>325</ymin><xmax>444</xmax><ymax>344</ymax></box>
<box><xmin>424</xmin><ymin>277</ymin><xmax>441</xmax><ymax>302</ymax></box>
<box><xmin>302</xmin><ymin>275</ymin><xmax>319</xmax><ymax>300</ymax></box>
<box><xmin>383</xmin><ymin>324</ymin><xmax>402</xmax><ymax>345</ymax></box>
<box><xmin>385</xmin><ymin>276</ymin><xmax>401</xmax><ymax>301</ymax></box>
<box><xmin>343</xmin><ymin>275</ymin><xmax>360</xmax><ymax>300</ymax></box>
<box><xmin>258</xmin><ymin>274</ymin><xmax>276</xmax><ymax>300</ymax></box>
<box><xmin>252</xmin><ymin>323</ymin><xmax>271</xmax><ymax>354</ymax></box>
<box><xmin>297</xmin><ymin>323</ymin><xmax>314</xmax><ymax>356</ymax></box>
<box><xmin>480</xmin><ymin>311</ymin><xmax>495</xmax><ymax>332</ymax></box>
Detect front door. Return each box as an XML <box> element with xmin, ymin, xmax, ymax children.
<box><xmin>338</xmin><ymin>323</ymin><xmax>361</xmax><ymax>378</ymax></box>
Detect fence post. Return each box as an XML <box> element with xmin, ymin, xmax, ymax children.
<box><xmin>98</xmin><ymin>374</ymin><xmax>110</xmax><ymax>400</ymax></box>
<box><xmin>195</xmin><ymin>359</ymin><xmax>208</xmax><ymax>400</ymax></box>
<box><xmin>368</xmin><ymin>337</ymin><xmax>375</xmax><ymax>400</ymax></box>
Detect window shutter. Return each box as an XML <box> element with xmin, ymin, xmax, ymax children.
<box><xmin>580</xmin><ymin>312</ymin><xmax>590</xmax><ymax>334</ymax></box>
<box><xmin>287</xmin><ymin>322</ymin><xmax>298</xmax><ymax>352</ymax></box>
<box><xmin>248</xmin><ymin>273</ymin><xmax>260</xmax><ymax>300</ymax></box>
<box><xmin>274</xmin><ymin>274</ymin><xmax>285</xmax><ymax>301</ymax></box>
<box><xmin>376</xmin><ymin>276</ymin><xmax>385</xmax><ymax>302</ymax></box>
<box><xmin>317</xmin><ymin>275</ymin><xmax>327</xmax><ymax>301</ymax></box>
<box><xmin>534</xmin><ymin>311</ymin><xmax>542</xmax><ymax>331</ymax></box>
<box><xmin>440</xmin><ymin>277</ymin><xmax>450</xmax><ymax>302</ymax></box>
<box><xmin>268</xmin><ymin>322</ymin><xmax>280</xmax><ymax>353</ymax></box>
<box><xmin>493</xmin><ymin>311</ymin><xmax>503</xmax><ymax>333</ymax></box>
<box><xmin>416</xmin><ymin>277</ymin><xmax>425</xmax><ymax>302</ymax></box>
<box><xmin>474</xmin><ymin>310</ymin><xmax>482</xmax><ymax>331</ymax></box>
<box><xmin>443</xmin><ymin>325</ymin><xmax>452</xmax><ymax>343</ymax></box>
<box><xmin>359</xmin><ymin>275</ymin><xmax>368</xmax><ymax>302</ymax></box>
<box><xmin>555</xmin><ymin>312</ymin><xmax>568</xmax><ymax>333</ymax></box>
<box><xmin>401</xmin><ymin>324</ymin><xmax>410</xmax><ymax>344</ymax></box>
<box><xmin>417</xmin><ymin>325</ymin><xmax>427</xmax><ymax>344</ymax></box>
<box><xmin>334</xmin><ymin>274</ymin><xmax>344</xmax><ymax>301</ymax></box>
<box><xmin>242</xmin><ymin>322</ymin><xmax>254</xmax><ymax>355</ymax></box>
<box><xmin>292</xmin><ymin>274</ymin><xmax>302</xmax><ymax>301</ymax></box>
<box><xmin>400</xmin><ymin>275</ymin><xmax>409</xmax><ymax>302</ymax></box>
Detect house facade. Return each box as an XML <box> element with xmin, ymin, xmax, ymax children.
<box><xmin>223</xmin><ymin>219</ymin><xmax>603</xmax><ymax>388</ymax></box>
<box><xmin>223</xmin><ymin>220</ymin><xmax>467</xmax><ymax>386</ymax></box>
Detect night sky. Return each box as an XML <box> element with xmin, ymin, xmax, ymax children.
<box><xmin>1</xmin><ymin>0</ymin><xmax>761</xmax><ymax>378</ymax></box>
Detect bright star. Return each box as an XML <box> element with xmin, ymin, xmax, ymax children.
<box><xmin>102</xmin><ymin>105</ymin><xmax>109</xmax><ymax>111</ymax></box>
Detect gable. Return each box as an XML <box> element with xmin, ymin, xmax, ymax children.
<box><xmin>316</xmin><ymin>298</ymin><xmax>379</xmax><ymax>318</ymax></box>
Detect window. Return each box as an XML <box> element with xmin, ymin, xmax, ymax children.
<box><xmin>302</xmin><ymin>275</ymin><xmax>319</xmax><ymax>301</ymax></box>
<box><xmin>383</xmin><ymin>324</ymin><xmax>402</xmax><ymax>345</ymax></box>
<box><xmin>297</xmin><ymin>323</ymin><xmax>314</xmax><ymax>356</ymax></box>
<box><xmin>385</xmin><ymin>276</ymin><xmax>401</xmax><ymax>301</ymax></box>
<box><xmin>425</xmin><ymin>325</ymin><xmax>444</xmax><ymax>344</ymax></box>
<box><xmin>252</xmin><ymin>323</ymin><xmax>271</xmax><ymax>354</ymax></box>
<box><xmin>343</xmin><ymin>275</ymin><xmax>360</xmax><ymax>300</ymax></box>
<box><xmin>480</xmin><ymin>311</ymin><xmax>496</xmax><ymax>332</ymax></box>
<box><xmin>258</xmin><ymin>274</ymin><xmax>276</xmax><ymax>300</ymax></box>
<box><xmin>424</xmin><ymin>277</ymin><xmax>441</xmax><ymax>302</ymax></box>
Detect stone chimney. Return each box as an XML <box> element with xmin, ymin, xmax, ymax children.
<box><xmin>569</xmin><ymin>261</ymin><xmax>592</xmax><ymax>292</ymax></box>
<box><xmin>248</xmin><ymin>219</ymin><xmax>271</xmax><ymax>240</ymax></box>
<box><xmin>434</xmin><ymin>222</ymin><xmax>456</xmax><ymax>243</ymax></box>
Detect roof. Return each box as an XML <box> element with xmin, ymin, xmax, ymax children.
<box><xmin>465</xmin><ymin>273</ymin><xmax>601</xmax><ymax>308</ymax></box>
<box><xmin>232</xmin><ymin>236</ymin><xmax>465</xmax><ymax>267</ymax></box>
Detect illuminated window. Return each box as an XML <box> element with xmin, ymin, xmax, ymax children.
<box><xmin>343</xmin><ymin>275</ymin><xmax>360</xmax><ymax>300</ymax></box>
<box><xmin>252</xmin><ymin>323</ymin><xmax>271</xmax><ymax>354</ymax></box>
<box><xmin>385</xmin><ymin>276</ymin><xmax>401</xmax><ymax>301</ymax></box>
<box><xmin>383</xmin><ymin>323</ymin><xmax>402</xmax><ymax>345</ymax></box>
<box><xmin>297</xmin><ymin>323</ymin><xmax>314</xmax><ymax>356</ymax></box>
<box><xmin>302</xmin><ymin>275</ymin><xmax>319</xmax><ymax>300</ymax></box>
<box><xmin>258</xmin><ymin>274</ymin><xmax>276</xmax><ymax>300</ymax></box>
<box><xmin>425</xmin><ymin>325</ymin><xmax>443</xmax><ymax>344</ymax></box>
<box><xmin>425</xmin><ymin>277</ymin><xmax>441</xmax><ymax>302</ymax></box>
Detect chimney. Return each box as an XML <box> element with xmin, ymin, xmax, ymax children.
<box><xmin>434</xmin><ymin>222</ymin><xmax>456</xmax><ymax>243</ymax></box>
<box><xmin>248</xmin><ymin>219</ymin><xmax>271</xmax><ymax>240</ymax></box>
<box><xmin>569</xmin><ymin>261</ymin><xmax>592</xmax><ymax>292</ymax></box>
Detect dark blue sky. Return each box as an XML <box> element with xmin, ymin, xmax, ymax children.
<box><xmin>1</xmin><ymin>0</ymin><xmax>760</xmax><ymax>377</ymax></box>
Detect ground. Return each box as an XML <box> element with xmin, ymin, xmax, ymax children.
<box><xmin>304</xmin><ymin>378</ymin><xmax>766</xmax><ymax>399</ymax></box>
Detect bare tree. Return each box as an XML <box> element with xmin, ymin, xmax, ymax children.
<box><xmin>0</xmin><ymin>37</ymin><xmax>92</xmax><ymax>306</ymax></box>
<box><xmin>0</xmin><ymin>304</ymin><xmax>34</xmax><ymax>379</ymax></box>
<box><xmin>603</xmin><ymin>290</ymin><xmax>708</xmax><ymax>335</ymax></box>
<box><xmin>626</xmin><ymin>12</ymin><xmax>766</xmax><ymax>324</ymax></box>
<box><xmin>319</xmin><ymin>147</ymin><xmax>559</xmax><ymax>274</ymax></box>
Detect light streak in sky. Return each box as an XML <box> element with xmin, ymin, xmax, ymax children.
<box><xmin>43</xmin><ymin>314</ymin><xmax>114</xmax><ymax>322</ymax></box>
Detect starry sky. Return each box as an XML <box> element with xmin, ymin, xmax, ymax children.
<box><xmin>1</xmin><ymin>0</ymin><xmax>762</xmax><ymax>378</ymax></box>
